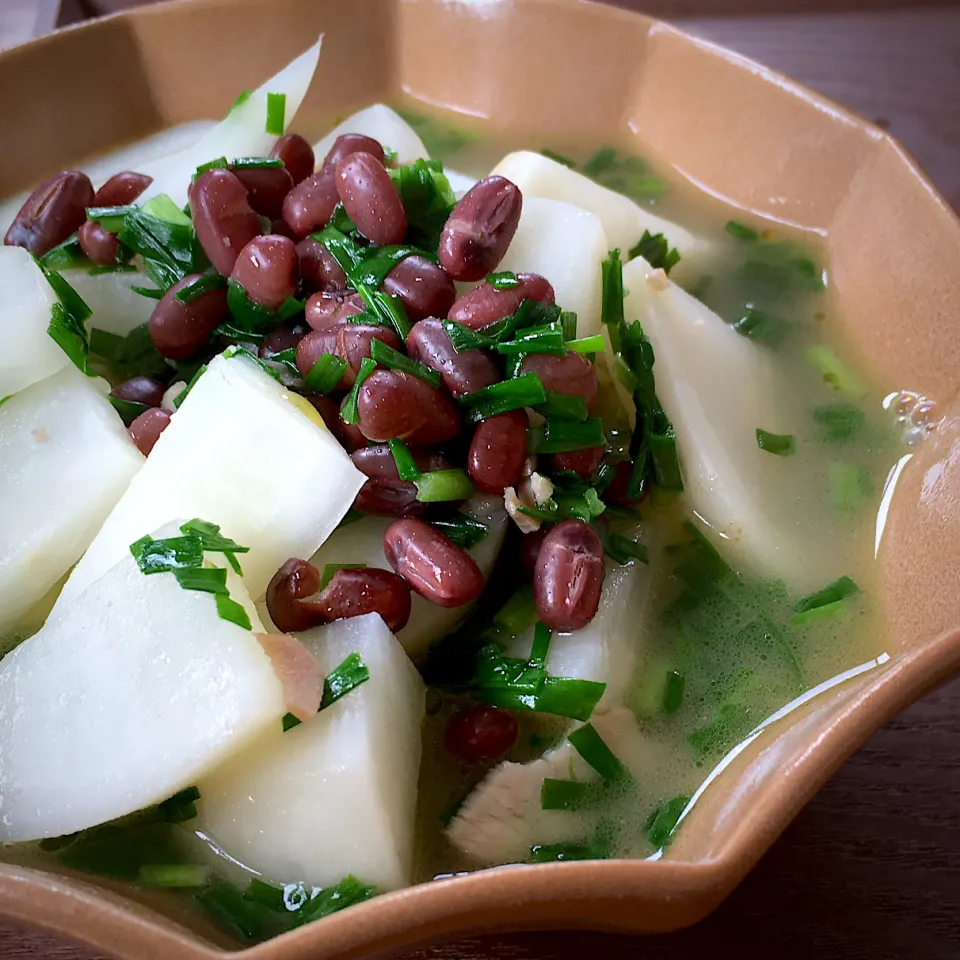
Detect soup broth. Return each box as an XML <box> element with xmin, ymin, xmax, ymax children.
<box><xmin>0</xmin><ymin>96</ymin><xmax>917</xmax><ymax>945</ymax></box>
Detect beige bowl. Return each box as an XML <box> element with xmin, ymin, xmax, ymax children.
<box><xmin>2</xmin><ymin>0</ymin><xmax>960</xmax><ymax>957</ymax></box>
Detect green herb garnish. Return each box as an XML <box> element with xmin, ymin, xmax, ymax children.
<box><xmin>305</xmin><ymin>353</ymin><xmax>347</xmax><ymax>394</ymax></box>
<box><xmin>529</xmin><ymin>417</ymin><xmax>606</xmax><ymax>454</ymax></box>
<box><xmin>755</xmin><ymin>428</ymin><xmax>796</xmax><ymax>456</ymax></box>
<box><xmin>604</xmin><ymin>533</ymin><xmax>649</xmax><ymax>566</ymax></box>
<box><xmin>427</xmin><ymin>514</ymin><xmax>488</xmax><ymax>548</ymax></box>
<box><xmin>415</xmin><ymin>468</ymin><xmax>474</xmax><ymax>502</ymax></box>
<box><xmin>265</xmin><ymin>92</ymin><xmax>286</xmax><ymax>135</ymax></box>
<box><xmin>387</xmin><ymin>437</ymin><xmax>421</xmax><ymax>481</ymax></box>
<box><xmin>731</xmin><ymin>307</ymin><xmax>790</xmax><ymax>348</ymax></box>
<box><xmin>646</xmin><ymin>795</ymin><xmax>689</xmax><ymax>848</ymax></box>
<box><xmin>369</xmin><ymin>337</ymin><xmax>441</xmax><ymax>388</ymax></box>
<box><xmin>663</xmin><ymin>670</ymin><xmax>684</xmax><ymax>713</ymax></box>
<box><xmin>486</xmin><ymin>271</ymin><xmax>520</xmax><ymax>290</ymax></box>
<box><xmin>725</xmin><ymin>220</ymin><xmax>759</xmax><ymax>242</ymax></box>
<box><xmin>568</xmin><ymin>723</ymin><xmax>629</xmax><ymax>781</ymax></box>
<box><xmin>459</xmin><ymin>372</ymin><xmax>546</xmax><ymax>422</ymax></box>
<box><xmin>340</xmin><ymin>356</ymin><xmax>376</xmax><ymax>425</ymax></box>
<box><xmin>175</xmin><ymin>273</ymin><xmax>227</xmax><ymax>304</ymax></box>
<box><xmin>628</xmin><ymin>230</ymin><xmax>681</xmax><ymax>273</ymax></box>
<box><xmin>812</xmin><ymin>404</ymin><xmax>864</xmax><ymax>443</ymax></box>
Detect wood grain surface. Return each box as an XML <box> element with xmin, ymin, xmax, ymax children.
<box><xmin>3</xmin><ymin>3</ymin><xmax>959</xmax><ymax>958</ymax></box>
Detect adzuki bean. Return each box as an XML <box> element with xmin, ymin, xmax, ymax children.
<box><xmin>467</xmin><ymin>410</ymin><xmax>529</xmax><ymax>494</ymax></box>
<box><xmin>128</xmin><ymin>408</ymin><xmax>170</xmax><ymax>456</ymax></box>
<box><xmin>549</xmin><ymin>445</ymin><xmax>605</xmax><ymax>478</ymax></box>
<box><xmin>335</xmin><ymin>153</ymin><xmax>407</xmax><ymax>245</ymax></box>
<box><xmin>313</xmin><ymin>567</ymin><xmax>412</xmax><ymax>633</ymax></box>
<box><xmin>533</xmin><ymin>520</ymin><xmax>604</xmax><ymax>631</ymax></box>
<box><xmin>271</xmin><ymin>134</ymin><xmax>316</xmax><ymax>185</ymax></box>
<box><xmin>92</xmin><ymin>171</ymin><xmax>152</xmax><ymax>206</ymax></box>
<box><xmin>111</xmin><ymin>376</ymin><xmax>165</xmax><ymax>408</ymax></box>
<box><xmin>78</xmin><ymin>220</ymin><xmax>121</xmax><ymax>266</ymax></box>
<box><xmin>323</xmin><ymin>134</ymin><xmax>386</xmax><ymax>169</ymax></box>
<box><xmin>444</xmin><ymin>705</ymin><xmax>519</xmax><ymax>765</ymax></box>
<box><xmin>406</xmin><ymin>318</ymin><xmax>499</xmax><ymax>398</ymax></box>
<box><xmin>438</xmin><ymin>176</ymin><xmax>522</xmax><ymax>281</ymax></box>
<box><xmin>190</xmin><ymin>169</ymin><xmax>262</xmax><ymax>276</ymax></box>
<box><xmin>384</xmin><ymin>518</ymin><xmax>484</xmax><ymax>608</ymax></box>
<box><xmin>335</xmin><ymin>323</ymin><xmax>401</xmax><ymax>386</ymax></box>
<box><xmin>5</xmin><ymin>171</ymin><xmax>94</xmax><ymax>256</ymax></box>
<box><xmin>230</xmin><ymin>234</ymin><xmax>299</xmax><ymax>311</ymax></box>
<box><xmin>305</xmin><ymin>290</ymin><xmax>364</xmax><ymax>331</ymax></box>
<box><xmin>351</xmin><ymin>444</ymin><xmax>449</xmax><ymax>518</ymax></box>
<box><xmin>229</xmin><ymin>164</ymin><xmax>294</xmax><ymax>220</ymax></box>
<box><xmin>297</xmin><ymin>238</ymin><xmax>348</xmax><ymax>294</ymax></box>
<box><xmin>357</xmin><ymin>369</ymin><xmax>461</xmax><ymax>445</ymax></box>
<box><xmin>447</xmin><ymin>272</ymin><xmax>554</xmax><ymax>330</ymax></box>
<box><xmin>337</xmin><ymin>396</ymin><xmax>368</xmax><ymax>450</ymax></box>
<box><xmin>520</xmin><ymin>351</ymin><xmax>599</xmax><ymax>411</ymax></box>
<box><xmin>148</xmin><ymin>273</ymin><xmax>229</xmax><ymax>359</ymax></box>
<box><xmin>382</xmin><ymin>255</ymin><xmax>456</xmax><ymax>323</ymax></box>
<box><xmin>265</xmin><ymin>558</ymin><xmax>411</xmax><ymax>633</ymax></box>
<box><xmin>259</xmin><ymin>321</ymin><xmax>307</xmax><ymax>357</ymax></box>
<box><xmin>281</xmin><ymin>168</ymin><xmax>339</xmax><ymax>238</ymax></box>
<box><xmin>306</xmin><ymin>395</ymin><xmax>365</xmax><ymax>451</ymax></box>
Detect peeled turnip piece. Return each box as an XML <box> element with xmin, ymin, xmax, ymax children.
<box><xmin>0</xmin><ymin>366</ymin><xmax>143</xmax><ymax>638</ymax></box>
<box><xmin>139</xmin><ymin>39</ymin><xmax>322</xmax><ymax>209</ymax></box>
<box><xmin>622</xmin><ymin>257</ymin><xmax>835</xmax><ymax>588</ymax></box>
<box><xmin>0</xmin><ymin>246</ymin><xmax>67</xmax><ymax>398</ymax></box>
<box><xmin>492</xmin><ymin>151</ymin><xmax>712</xmax><ymax>280</ymax></box>
<box><xmin>312</xmin><ymin>104</ymin><xmax>428</xmax><ymax>167</ymax></box>
<box><xmin>64</xmin><ymin>268</ymin><xmax>156</xmax><ymax>338</ymax></box>
<box><xmin>504</xmin><ymin>520</ymin><xmax>655</xmax><ymax>711</ymax></box>
<box><xmin>496</xmin><ymin>197</ymin><xmax>608</xmax><ymax>337</ymax></box>
<box><xmin>299</xmin><ymin>497</ymin><xmax>508</xmax><ymax>660</ymax></box>
<box><xmin>54</xmin><ymin>352</ymin><xmax>365</xmax><ymax>612</ymax></box>
<box><xmin>195</xmin><ymin>613</ymin><xmax>425</xmax><ymax>891</ymax></box>
<box><xmin>0</xmin><ymin>524</ymin><xmax>284</xmax><ymax>842</ymax></box>
<box><xmin>447</xmin><ymin>708</ymin><xmax>665</xmax><ymax>865</ymax></box>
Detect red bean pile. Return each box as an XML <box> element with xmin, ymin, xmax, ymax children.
<box><xmin>6</xmin><ymin>126</ymin><xmax>642</xmax><ymax>768</ymax></box>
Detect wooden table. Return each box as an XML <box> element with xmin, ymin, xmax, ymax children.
<box><xmin>3</xmin><ymin>2</ymin><xmax>959</xmax><ymax>958</ymax></box>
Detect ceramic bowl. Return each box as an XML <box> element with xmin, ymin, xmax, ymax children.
<box><xmin>1</xmin><ymin>0</ymin><xmax>959</xmax><ymax>957</ymax></box>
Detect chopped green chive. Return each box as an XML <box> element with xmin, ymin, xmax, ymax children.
<box><xmin>387</xmin><ymin>437</ymin><xmax>420</xmax><ymax>481</ymax></box>
<box><xmin>627</xmin><ymin>230</ymin><xmax>681</xmax><ymax>274</ymax></box>
<box><xmin>138</xmin><ymin>864</ymin><xmax>211</xmax><ymax>888</ymax></box>
<box><xmin>288</xmin><ymin>875</ymin><xmax>377</xmax><ymax>928</ymax></box>
<box><xmin>173</xmin><ymin>363</ymin><xmax>207</xmax><ymax>409</ymax></box>
<box><xmin>565</xmin><ymin>334</ymin><xmax>604</xmax><ymax>354</ymax></box>
<box><xmin>339</xmin><ymin>356</ymin><xmax>376</xmax><ymax>424</ymax></box>
<box><xmin>86</xmin><ymin>204</ymin><xmax>137</xmax><ymax>233</ymax></box>
<box><xmin>560</xmin><ymin>310</ymin><xmax>578</xmax><ymax>341</ymax></box>
<box><xmin>313</xmin><ymin>225</ymin><xmax>365</xmax><ymax>275</ymax></box>
<box><xmin>662</xmin><ymin>670</ymin><xmax>684</xmax><ymax>713</ymax></box>
<box><xmin>350</xmin><ymin>245</ymin><xmax>429</xmax><ymax>289</ymax></box>
<box><xmin>535</xmin><ymin>390</ymin><xmax>588</xmax><ymax>422</ymax></box>
<box><xmin>460</xmin><ymin>372</ymin><xmax>546</xmax><ymax>422</ymax></box>
<box><xmin>321</xmin><ymin>652</ymin><xmax>370</xmax><ymax>709</ymax></box>
<box><xmin>131</xmin><ymin>535</ymin><xmax>205</xmax><ymax>574</ymax></box>
<box><xmin>265</xmin><ymin>92</ymin><xmax>286</xmax><ymax>136</ymax></box>
<box><xmin>604</xmin><ymin>533</ymin><xmax>649</xmax><ymax>566</ymax></box>
<box><xmin>479</xmin><ymin>676</ymin><xmax>606</xmax><ymax>722</ymax></box>
<box><xmin>48</xmin><ymin>302</ymin><xmax>90</xmax><ymax>373</ymax></box>
<box><xmin>486</xmin><ymin>271</ymin><xmax>520</xmax><ymax>290</ymax></box>
<box><xmin>830</xmin><ymin>462</ymin><xmax>873</xmax><ymax>511</ymax></box>
<box><xmin>442</xmin><ymin>320</ymin><xmax>493</xmax><ymax>353</ymax></box>
<box><xmin>756</xmin><ymin>428</ymin><xmax>796</xmax><ymax>456</ymax></box>
<box><xmin>583</xmin><ymin>146</ymin><xmax>618</xmax><ymax>177</ymax></box>
<box><xmin>540</xmin><ymin>148</ymin><xmax>576</xmax><ymax>168</ymax></box>
<box><xmin>369</xmin><ymin>337</ymin><xmax>441</xmax><ymax>388</ymax></box>
<box><xmin>158</xmin><ymin>785</ymin><xmax>201</xmax><ymax>822</ymax></box>
<box><xmin>305</xmin><ymin>353</ymin><xmax>348</xmax><ymax>394</ymax></box>
<box><xmin>726</xmin><ymin>220</ymin><xmax>759</xmax><ymax>242</ymax></box>
<box><xmin>806</xmin><ymin>346</ymin><xmax>867</xmax><ymax>398</ymax></box>
<box><xmin>732</xmin><ymin>307</ymin><xmax>790</xmax><ymax>348</ymax></box>
<box><xmin>540</xmin><ymin>779</ymin><xmax>602</xmax><ymax>811</ymax></box>
<box><xmin>389</xmin><ymin>158</ymin><xmax>456</xmax><ymax>250</ymax></box>
<box><xmin>173</xmin><ymin>566</ymin><xmax>229</xmax><ymax>594</ymax></box>
<box><xmin>568</xmin><ymin>723</ymin><xmax>629</xmax><ymax>781</ymax></box>
<box><xmin>529</xmin><ymin>417</ymin><xmax>606</xmax><ymax>454</ymax></box>
<box><xmin>427</xmin><ymin>514</ymin><xmax>488</xmax><ymax>548</ymax></box>
<box><xmin>225</xmin><ymin>278</ymin><xmax>278</xmax><ymax>335</ymax></box>
<box><xmin>790</xmin><ymin>599</ymin><xmax>847</xmax><ymax>626</ymax></box>
<box><xmin>495</xmin><ymin>320</ymin><xmax>566</xmax><ymax>356</ymax></box>
<box><xmin>647</xmin><ymin>795</ymin><xmax>689</xmax><ymax>848</ymax></box>
<box><xmin>109</xmin><ymin>396</ymin><xmax>150</xmax><ymax>424</ymax></box>
<box><xmin>230</xmin><ymin>157</ymin><xmax>284</xmax><ymax>170</ymax></box>
<box><xmin>215</xmin><ymin>593</ymin><xmax>252</xmax><ymax>630</ymax></box>
<box><xmin>795</xmin><ymin>575</ymin><xmax>859</xmax><ymax>614</ymax></box>
<box><xmin>812</xmin><ymin>404</ymin><xmax>864</xmax><ymax>443</ymax></box>
<box><xmin>175</xmin><ymin>273</ymin><xmax>226</xmax><ymax>303</ymax></box>
<box><xmin>527</xmin><ymin>621</ymin><xmax>552</xmax><ymax>672</ymax></box>
<box><xmin>600</xmin><ymin>247</ymin><xmax>625</xmax><ymax>332</ymax></box>
<box><xmin>40</xmin><ymin>233</ymin><xmax>87</xmax><ymax>271</ymax></box>
<box><xmin>228</xmin><ymin>89</ymin><xmax>252</xmax><ymax>114</ymax></box>
<box><xmin>415</xmin><ymin>468</ymin><xmax>474</xmax><ymax>503</ymax></box>
<box><xmin>492</xmin><ymin>585</ymin><xmax>539</xmax><ymax>638</ymax></box>
<box><xmin>131</xmin><ymin>284</ymin><xmax>164</xmax><ymax>300</ymax></box>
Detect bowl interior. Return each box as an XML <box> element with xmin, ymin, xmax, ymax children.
<box><xmin>2</xmin><ymin>0</ymin><xmax>960</xmax><ymax>957</ymax></box>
